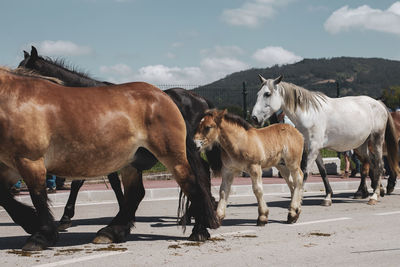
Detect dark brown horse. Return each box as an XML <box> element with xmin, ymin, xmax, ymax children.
<box><xmin>18</xmin><ymin>46</ymin><xmax>221</xmax><ymax>230</ymax></box>
<box><xmin>0</xmin><ymin>66</ymin><xmax>219</xmax><ymax>251</ymax></box>
<box><xmin>355</xmin><ymin>110</ymin><xmax>400</xmax><ymax>197</ymax></box>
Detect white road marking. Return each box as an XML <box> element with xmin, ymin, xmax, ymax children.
<box><xmin>33</xmin><ymin>251</ymin><xmax>129</xmax><ymax>267</ymax></box>
<box><xmin>289</xmin><ymin>217</ymin><xmax>351</xmax><ymax>226</ymax></box>
<box><xmin>212</xmin><ymin>230</ymin><xmax>257</xmax><ymax>238</ymax></box>
<box><xmin>374</xmin><ymin>211</ymin><xmax>400</xmax><ymax>216</ymax></box>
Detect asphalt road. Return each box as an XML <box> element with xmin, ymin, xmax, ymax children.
<box><xmin>1</xmin><ymin>188</ymin><xmax>400</xmax><ymax>266</ymax></box>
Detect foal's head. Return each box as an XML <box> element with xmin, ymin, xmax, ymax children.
<box><xmin>194</xmin><ymin>109</ymin><xmax>226</xmax><ymax>151</ymax></box>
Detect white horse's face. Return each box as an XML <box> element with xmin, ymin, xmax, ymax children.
<box><xmin>251</xmin><ymin>75</ymin><xmax>283</xmax><ymax>126</ymax></box>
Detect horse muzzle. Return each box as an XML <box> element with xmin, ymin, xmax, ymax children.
<box><xmin>194</xmin><ymin>139</ymin><xmax>204</xmax><ymax>151</ymax></box>
<box><xmin>251</xmin><ymin>115</ymin><xmax>262</xmax><ymax>126</ymax></box>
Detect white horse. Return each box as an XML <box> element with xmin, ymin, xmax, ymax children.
<box><xmin>251</xmin><ymin>75</ymin><xmax>399</xmax><ymax>205</ymax></box>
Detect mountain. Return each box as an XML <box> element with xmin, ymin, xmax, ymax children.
<box><xmin>193</xmin><ymin>57</ymin><xmax>400</xmax><ymax>110</ymax></box>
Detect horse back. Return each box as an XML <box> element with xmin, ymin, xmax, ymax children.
<box><xmin>0</xmin><ymin>77</ymin><xmax>186</xmax><ymax>176</ymax></box>
<box><xmin>256</xmin><ymin>124</ymin><xmax>304</xmax><ymax>164</ymax></box>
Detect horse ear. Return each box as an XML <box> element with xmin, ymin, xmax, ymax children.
<box><xmin>274</xmin><ymin>75</ymin><xmax>283</xmax><ymax>85</ymax></box>
<box><xmin>215</xmin><ymin>109</ymin><xmax>227</xmax><ymax>125</ymax></box>
<box><xmin>23</xmin><ymin>50</ymin><xmax>29</xmax><ymax>59</ymax></box>
<box><xmin>258</xmin><ymin>74</ymin><xmax>267</xmax><ymax>84</ymax></box>
<box><xmin>31</xmin><ymin>46</ymin><xmax>38</xmax><ymax>59</ymax></box>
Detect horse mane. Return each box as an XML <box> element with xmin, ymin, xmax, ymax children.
<box><xmin>223</xmin><ymin>112</ymin><xmax>253</xmax><ymax>130</ymax></box>
<box><xmin>0</xmin><ymin>66</ymin><xmax>63</xmax><ymax>85</ymax></box>
<box><xmin>39</xmin><ymin>56</ymin><xmax>93</xmax><ymax>80</ymax></box>
<box><xmin>278</xmin><ymin>81</ymin><xmax>327</xmax><ymax>112</ymax></box>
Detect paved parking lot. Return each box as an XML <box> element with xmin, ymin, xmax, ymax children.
<box><xmin>1</xmin><ymin>179</ymin><xmax>400</xmax><ymax>266</ymax></box>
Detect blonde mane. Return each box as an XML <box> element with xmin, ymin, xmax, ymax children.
<box><xmin>0</xmin><ymin>66</ymin><xmax>64</xmax><ymax>85</ymax></box>
<box><xmin>278</xmin><ymin>81</ymin><xmax>327</xmax><ymax>112</ymax></box>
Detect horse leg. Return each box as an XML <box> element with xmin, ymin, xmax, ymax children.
<box><xmin>15</xmin><ymin>158</ymin><xmax>58</xmax><ymax>251</ymax></box>
<box><xmin>58</xmin><ymin>179</ymin><xmax>85</xmax><ymax>231</ymax></box>
<box><xmin>354</xmin><ymin>146</ymin><xmax>370</xmax><ymax>199</ymax></box>
<box><xmin>0</xmin><ymin>164</ymin><xmax>40</xmax><ymax>234</ymax></box>
<box><xmin>248</xmin><ymin>165</ymin><xmax>269</xmax><ymax>226</ymax></box>
<box><xmin>385</xmin><ymin>156</ymin><xmax>397</xmax><ymax>194</ymax></box>
<box><xmin>315</xmin><ymin>153</ymin><xmax>332</xmax><ymax>206</ymax></box>
<box><xmin>93</xmin><ymin>166</ymin><xmax>144</xmax><ymax>244</ymax></box>
<box><xmin>164</xmin><ymin>153</ymin><xmax>218</xmax><ymax>241</ymax></box>
<box><xmin>278</xmin><ymin>165</ymin><xmax>303</xmax><ymax>223</ymax></box>
<box><xmin>216</xmin><ymin>168</ymin><xmax>235</xmax><ymax>223</ymax></box>
<box><xmin>0</xmin><ymin>181</ymin><xmax>40</xmax><ymax>235</ymax></box>
<box><xmin>108</xmin><ymin>172</ymin><xmax>124</xmax><ymax>209</ymax></box>
<box><xmin>367</xmin><ymin>137</ymin><xmax>385</xmax><ymax>205</ymax></box>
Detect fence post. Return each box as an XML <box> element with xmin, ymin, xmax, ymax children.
<box><xmin>242</xmin><ymin>81</ymin><xmax>247</xmax><ymax>120</ymax></box>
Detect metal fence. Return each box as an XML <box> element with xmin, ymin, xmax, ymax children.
<box><xmin>157</xmin><ymin>83</ymin><xmax>258</xmax><ymax>119</ymax></box>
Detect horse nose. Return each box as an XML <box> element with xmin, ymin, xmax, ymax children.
<box><xmin>251</xmin><ymin>116</ymin><xmax>259</xmax><ymax>125</ymax></box>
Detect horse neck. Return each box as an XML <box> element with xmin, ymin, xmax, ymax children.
<box><xmin>218</xmin><ymin>120</ymin><xmax>249</xmax><ymax>154</ymax></box>
<box><xmin>35</xmin><ymin>62</ymin><xmax>107</xmax><ymax>87</ymax></box>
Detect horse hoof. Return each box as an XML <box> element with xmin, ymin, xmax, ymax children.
<box><xmin>321</xmin><ymin>199</ymin><xmax>332</xmax><ymax>206</ymax></box>
<box><xmin>256</xmin><ymin>219</ymin><xmax>267</xmax><ymax>226</ymax></box>
<box><xmin>92</xmin><ymin>235</ymin><xmax>113</xmax><ymax>244</ymax></box>
<box><xmin>367</xmin><ymin>199</ymin><xmax>377</xmax><ymax>205</ymax></box>
<box><xmin>380</xmin><ymin>189</ymin><xmax>385</xmax><ymax>198</ymax></box>
<box><xmin>287</xmin><ymin>212</ymin><xmax>300</xmax><ymax>224</ymax></box>
<box><xmin>57</xmin><ymin>222</ymin><xmax>72</xmax><ymax>231</ymax></box>
<box><xmin>22</xmin><ymin>241</ymin><xmax>46</xmax><ymax>251</ymax></box>
<box><xmin>94</xmin><ymin>225</ymin><xmax>130</xmax><ymax>244</ymax></box>
<box><xmin>188</xmin><ymin>227</ymin><xmax>210</xmax><ymax>242</ymax></box>
<box><xmin>22</xmin><ymin>231</ymin><xmax>58</xmax><ymax>251</ymax></box>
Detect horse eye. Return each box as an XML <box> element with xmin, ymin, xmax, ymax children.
<box><xmin>264</xmin><ymin>92</ymin><xmax>271</xmax><ymax>98</ymax></box>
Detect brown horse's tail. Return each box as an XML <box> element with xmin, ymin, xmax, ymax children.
<box><xmin>178</xmin><ymin>133</ymin><xmax>220</xmax><ymax>231</ymax></box>
<box><xmin>385</xmin><ymin>111</ymin><xmax>400</xmax><ymax>177</ymax></box>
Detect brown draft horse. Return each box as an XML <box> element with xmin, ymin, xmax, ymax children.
<box><xmin>194</xmin><ymin>109</ymin><xmax>304</xmax><ymax>224</ymax></box>
<box><xmin>0</xmin><ymin>67</ymin><xmax>219</xmax><ymax>251</ymax></box>
<box><xmin>355</xmin><ymin>110</ymin><xmax>400</xmax><ymax>197</ymax></box>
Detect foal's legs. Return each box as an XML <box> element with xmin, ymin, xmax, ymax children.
<box><xmin>248</xmin><ymin>165</ymin><xmax>269</xmax><ymax>226</ymax></box>
<box><xmin>216</xmin><ymin>168</ymin><xmax>235</xmax><ymax>222</ymax></box>
<box><xmin>278</xmin><ymin>165</ymin><xmax>303</xmax><ymax>223</ymax></box>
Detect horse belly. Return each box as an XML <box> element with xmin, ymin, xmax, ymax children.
<box><xmin>45</xmin><ymin>139</ymin><xmax>138</xmax><ymax>177</ymax></box>
<box><xmin>45</xmin><ymin>113</ymin><xmax>143</xmax><ymax>177</ymax></box>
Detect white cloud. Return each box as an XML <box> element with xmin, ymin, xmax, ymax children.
<box><xmin>200</xmin><ymin>57</ymin><xmax>249</xmax><ymax>80</ymax></box>
<box><xmin>252</xmin><ymin>46</ymin><xmax>303</xmax><ymax>67</ymax></box>
<box><xmin>324</xmin><ymin>2</ymin><xmax>400</xmax><ymax>35</ymax></box>
<box><xmin>221</xmin><ymin>0</ymin><xmax>292</xmax><ymax>27</ymax></box>
<box><xmin>36</xmin><ymin>40</ymin><xmax>93</xmax><ymax>56</ymax></box>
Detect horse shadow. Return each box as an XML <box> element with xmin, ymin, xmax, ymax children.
<box><xmin>0</xmin><ymin>231</ymin><xmax>188</xmax><ymax>250</ymax></box>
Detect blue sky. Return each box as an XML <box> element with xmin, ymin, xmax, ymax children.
<box><xmin>1</xmin><ymin>0</ymin><xmax>399</xmax><ymax>85</ymax></box>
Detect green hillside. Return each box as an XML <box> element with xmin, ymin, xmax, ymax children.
<box><xmin>193</xmin><ymin>57</ymin><xmax>400</xmax><ymax>111</ymax></box>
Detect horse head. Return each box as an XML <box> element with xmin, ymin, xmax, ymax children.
<box><xmin>251</xmin><ymin>74</ymin><xmax>283</xmax><ymax>126</ymax></box>
<box><xmin>18</xmin><ymin>46</ymin><xmax>40</xmax><ymax>69</ymax></box>
<box><xmin>194</xmin><ymin>109</ymin><xmax>226</xmax><ymax>151</ymax></box>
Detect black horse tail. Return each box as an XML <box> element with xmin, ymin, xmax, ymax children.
<box><xmin>385</xmin><ymin>111</ymin><xmax>400</xmax><ymax>177</ymax></box>
<box><xmin>178</xmin><ymin>135</ymin><xmax>219</xmax><ymax>231</ymax></box>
